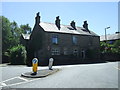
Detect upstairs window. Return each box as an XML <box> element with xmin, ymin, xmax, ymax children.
<box><xmin>52</xmin><ymin>35</ymin><xmax>58</xmax><ymax>44</ymax></box>
<box><xmin>72</xmin><ymin>36</ymin><xmax>77</xmax><ymax>45</ymax></box>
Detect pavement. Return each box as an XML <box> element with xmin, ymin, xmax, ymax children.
<box><xmin>0</xmin><ymin>63</ymin><xmax>10</xmax><ymax>67</ymax></box>
<box><xmin>21</xmin><ymin>68</ymin><xmax>59</xmax><ymax>78</ymax></box>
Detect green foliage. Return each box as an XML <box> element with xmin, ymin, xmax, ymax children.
<box><xmin>20</xmin><ymin>24</ymin><xmax>31</xmax><ymax>34</ymax></box>
<box><xmin>1</xmin><ymin>16</ymin><xmax>32</xmax><ymax>63</ymax></box>
<box><xmin>100</xmin><ymin>40</ymin><xmax>120</xmax><ymax>54</ymax></box>
<box><xmin>9</xmin><ymin>45</ymin><xmax>27</xmax><ymax>65</ymax></box>
<box><xmin>1</xmin><ymin>16</ymin><xmax>13</xmax><ymax>53</ymax></box>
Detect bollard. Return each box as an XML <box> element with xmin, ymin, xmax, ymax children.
<box><xmin>48</xmin><ymin>58</ymin><xmax>54</xmax><ymax>70</ymax></box>
<box><xmin>31</xmin><ymin>58</ymin><xmax>38</xmax><ymax>75</ymax></box>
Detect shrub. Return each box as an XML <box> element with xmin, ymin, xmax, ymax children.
<box><xmin>100</xmin><ymin>40</ymin><xmax>120</xmax><ymax>54</ymax></box>
<box><xmin>9</xmin><ymin>45</ymin><xmax>27</xmax><ymax>65</ymax></box>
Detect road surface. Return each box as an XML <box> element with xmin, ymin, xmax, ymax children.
<box><xmin>0</xmin><ymin>61</ymin><xmax>119</xmax><ymax>89</ymax></box>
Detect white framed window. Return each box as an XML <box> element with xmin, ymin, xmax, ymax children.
<box><xmin>73</xmin><ymin>49</ymin><xmax>78</xmax><ymax>56</ymax></box>
<box><xmin>51</xmin><ymin>48</ymin><xmax>60</xmax><ymax>55</ymax></box>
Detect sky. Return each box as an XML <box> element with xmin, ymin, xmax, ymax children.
<box><xmin>1</xmin><ymin>2</ymin><xmax>119</xmax><ymax>36</ymax></box>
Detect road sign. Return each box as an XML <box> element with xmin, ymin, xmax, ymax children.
<box><xmin>32</xmin><ymin>58</ymin><xmax>38</xmax><ymax>74</ymax></box>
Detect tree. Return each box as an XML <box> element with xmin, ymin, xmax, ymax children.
<box><xmin>1</xmin><ymin>16</ymin><xmax>14</xmax><ymax>53</ymax></box>
<box><xmin>10</xmin><ymin>21</ymin><xmax>22</xmax><ymax>46</ymax></box>
<box><xmin>20</xmin><ymin>24</ymin><xmax>31</xmax><ymax>34</ymax></box>
<box><xmin>1</xmin><ymin>16</ymin><xmax>32</xmax><ymax>64</ymax></box>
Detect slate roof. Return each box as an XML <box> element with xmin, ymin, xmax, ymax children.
<box><xmin>40</xmin><ymin>22</ymin><xmax>99</xmax><ymax>36</ymax></box>
<box><xmin>100</xmin><ymin>33</ymin><xmax>120</xmax><ymax>41</ymax></box>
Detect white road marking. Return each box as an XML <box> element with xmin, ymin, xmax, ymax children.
<box><xmin>0</xmin><ymin>77</ymin><xmax>19</xmax><ymax>83</ymax></box>
<box><xmin>0</xmin><ymin>76</ymin><xmax>42</xmax><ymax>88</ymax></box>
<box><xmin>17</xmin><ymin>77</ymin><xmax>28</xmax><ymax>82</ymax></box>
<box><xmin>114</xmin><ymin>67</ymin><xmax>120</xmax><ymax>70</ymax></box>
<box><xmin>1</xmin><ymin>82</ymin><xmax>7</xmax><ymax>86</ymax></box>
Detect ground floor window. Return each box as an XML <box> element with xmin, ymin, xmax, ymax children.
<box><xmin>73</xmin><ymin>49</ymin><xmax>78</xmax><ymax>56</ymax></box>
<box><xmin>51</xmin><ymin>48</ymin><xmax>60</xmax><ymax>55</ymax></box>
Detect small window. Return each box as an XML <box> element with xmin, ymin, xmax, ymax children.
<box><xmin>51</xmin><ymin>48</ymin><xmax>60</xmax><ymax>55</ymax></box>
<box><xmin>72</xmin><ymin>36</ymin><xmax>77</xmax><ymax>45</ymax></box>
<box><xmin>52</xmin><ymin>35</ymin><xmax>58</xmax><ymax>44</ymax></box>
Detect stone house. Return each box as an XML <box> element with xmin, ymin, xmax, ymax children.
<box><xmin>24</xmin><ymin>12</ymin><xmax>100</xmax><ymax>66</ymax></box>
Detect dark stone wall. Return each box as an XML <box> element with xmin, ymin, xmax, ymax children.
<box><xmin>100</xmin><ymin>53</ymin><xmax>120</xmax><ymax>61</ymax></box>
<box><xmin>36</xmin><ymin>32</ymin><xmax>100</xmax><ymax>65</ymax></box>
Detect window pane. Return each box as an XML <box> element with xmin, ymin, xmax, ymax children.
<box><xmin>51</xmin><ymin>48</ymin><xmax>60</xmax><ymax>55</ymax></box>
<box><xmin>52</xmin><ymin>35</ymin><xmax>58</xmax><ymax>44</ymax></box>
<box><xmin>73</xmin><ymin>36</ymin><xmax>77</xmax><ymax>44</ymax></box>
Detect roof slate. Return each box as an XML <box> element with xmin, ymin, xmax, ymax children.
<box><xmin>39</xmin><ymin>22</ymin><xmax>99</xmax><ymax>36</ymax></box>
<box><xmin>100</xmin><ymin>33</ymin><xmax>120</xmax><ymax>41</ymax></box>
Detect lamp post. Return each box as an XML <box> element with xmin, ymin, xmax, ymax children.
<box><xmin>105</xmin><ymin>27</ymin><xmax>110</xmax><ymax>42</ymax></box>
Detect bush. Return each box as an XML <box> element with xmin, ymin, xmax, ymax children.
<box><xmin>100</xmin><ymin>40</ymin><xmax>120</xmax><ymax>54</ymax></box>
<box><xmin>9</xmin><ymin>45</ymin><xmax>27</xmax><ymax>65</ymax></box>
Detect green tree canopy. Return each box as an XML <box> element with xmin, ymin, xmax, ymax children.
<box><xmin>20</xmin><ymin>24</ymin><xmax>31</xmax><ymax>34</ymax></box>
<box><xmin>1</xmin><ymin>16</ymin><xmax>14</xmax><ymax>53</ymax></box>
<box><xmin>1</xmin><ymin>16</ymin><xmax>32</xmax><ymax>56</ymax></box>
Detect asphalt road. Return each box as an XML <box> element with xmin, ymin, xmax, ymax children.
<box><xmin>0</xmin><ymin>61</ymin><xmax>119</xmax><ymax>89</ymax></box>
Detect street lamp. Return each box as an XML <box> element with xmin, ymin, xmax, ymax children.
<box><xmin>105</xmin><ymin>26</ymin><xmax>110</xmax><ymax>41</ymax></box>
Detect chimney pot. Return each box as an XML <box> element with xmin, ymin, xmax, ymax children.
<box><xmin>35</xmin><ymin>12</ymin><xmax>40</xmax><ymax>25</ymax></box>
<box><xmin>83</xmin><ymin>20</ymin><xmax>90</xmax><ymax>33</ymax></box>
<box><xmin>70</xmin><ymin>20</ymin><xmax>76</xmax><ymax>30</ymax></box>
<box><xmin>55</xmin><ymin>16</ymin><xmax>61</xmax><ymax>30</ymax></box>
<box><xmin>83</xmin><ymin>21</ymin><xmax>88</xmax><ymax>30</ymax></box>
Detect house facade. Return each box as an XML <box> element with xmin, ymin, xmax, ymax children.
<box><xmin>25</xmin><ymin>12</ymin><xmax>100</xmax><ymax>66</ymax></box>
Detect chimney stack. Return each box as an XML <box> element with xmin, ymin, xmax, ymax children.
<box><xmin>35</xmin><ymin>12</ymin><xmax>40</xmax><ymax>25</ymax></box>
<box><xmin>55</xmin><ymin>16</ymin><xmax>61</xmax><ymax>30</ymax></box>
<box><xmin>83</xmin><ymin>21</ymin><xmax>90</xmax><ymax>33</ymax></box>
<box><xmin>70</xmin><ymin>20</ymin><xmax>76</xmax><ymax>30</ymax></box>
<box><xmin>83</xmin><ymin>21</ymin><xmax>88</xmax><ymax>30</ymax></box>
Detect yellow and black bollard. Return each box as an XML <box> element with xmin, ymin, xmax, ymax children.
<box><xmin>31</xmin><ymin>58</ymin><xmax>38</xmax><ymax>75</ymax></box>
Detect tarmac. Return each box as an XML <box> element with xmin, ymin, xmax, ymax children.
<box><xmin>21</xmin><ymin>68</ymin><xmax>59</xmax><ymax>78</ymax></box>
